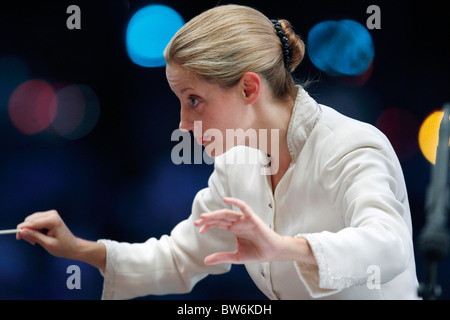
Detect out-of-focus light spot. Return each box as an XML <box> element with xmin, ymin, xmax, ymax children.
<box><xmin>0</xmin><ymin>56</ymin><xmax>31</xmax><ymax>118</ymax></box>
<box><xmin>335</xmin><ymin>61</ymin><xmax>374</xmax><ymax>87</ymax></box>
<box><xmin>51</xmin><ymin>84</ymin><xmax>84</xmax><ymax>137</ymax></box>
<box><xmin>50</xmin><ymin>84</ymin><xmax>100</xmax><ymax>140</ymax></box>
<box><xmin>418</xmin><ymin>110</ymin><xmax>450</xmax><ymax>164</ymax></box>
<box><xmin>8</xmin><ymin>79</ymin><xmax>57</xmax><ymax>135</ymax></box>
<box><xmin>376</xmin><ymin>108</ymin><xmax>420</xmax><ymax>161</ymax></box>
<box><xmin>126</xmin><ymin>4</ymin><xmax>184</xmax><ymax>67</ymax></box>
<box><xmin>307</xmin><ymin>19</ymin><xmax>374</xmax><ymax>76</ymax></box>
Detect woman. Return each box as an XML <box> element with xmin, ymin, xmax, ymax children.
<box><xmin>17</xmin><ymin>4</ymin><xmax>419</xmax><ymax>299</ymax></box>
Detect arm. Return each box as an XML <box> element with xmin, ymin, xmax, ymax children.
<box><xmin>18</xmin><ymin>157</ymin><xmax>237</xmax><ymax>300</ymax></box>
<box><xmin>293</xmin><ymin>129</ymin><xmax>415</xmax><ymax>296</ymax></box>
<box><xmin>17</xmin><ymin>210</ymin><xmax>106</xmax><ymax>273</ymax></box>
<box><xmin>277</xmin><ymin>236</ymin><xmax>317</xmax><ymax>265</ymax></box>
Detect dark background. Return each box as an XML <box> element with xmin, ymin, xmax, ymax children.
<box><xmin>0</xmin><ymin>0</ymin><xmax>448</xmax><ymax>299</ymax></box>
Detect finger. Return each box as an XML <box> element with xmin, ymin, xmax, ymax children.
<box><xmin>196</xmin><ymin>218</ymin><xmax>237</xmax><ymax>226</ymax></box>
<box><xmin>23</xmin><ymin>210</ymin><xmax>55</xmax><ymax>223</ymax></box>
<box><xmin>196</xmin><ymin>220</ymin><xmax>235</xmax><ymax>234</ymax></box>
<box><xmin>199</xmin><ymin>210</ymin><xmax>242</xmax><ymax>222</ymax></box>
<box><xmin>199</xmin><ymin>225</ymin><xmax>210</xmax><ymax>234</ymax></box>
<box><xmin>222</xmin><ymin>197</ymin><xmax>252</xmax><ymax>217</ymax></box>
<box><xmin>16</xmin><ymin>220</ymin><xmax>43</xmax><ymax>240</ymax></box>
<box><xmin>204</xmin><ymin>251</ymin><xmax>239</xmax><ymax>265</ymax></box>
<box><xmin>18</xmin><ymin>211</ymin><xmax>60</xmax><ymax>231</ymax></box>
<box><xmin>20</xmin><ymin>228</ymin><xmax>56</xmax><ymax>249</ymax></box>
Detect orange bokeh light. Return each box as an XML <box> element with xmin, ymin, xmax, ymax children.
<box><xmin>418</xmin><ymin>110</ymin><xmax>450</xmax><ymax>164</ymax></box>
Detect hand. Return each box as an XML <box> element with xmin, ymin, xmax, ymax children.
<box><xmin>194</xmin><ymin>197</ymin><xmax>285</xmax><ymax>265</ymax></box>
<box><xmin>17</xmin><ymin>210</ymin><xmax>79</xmax><ymax>260</ymax></box>
<box><xmin>17</xmin><ymin>210</ymin><xmax>107</xmax><ymax>272</ymax></box>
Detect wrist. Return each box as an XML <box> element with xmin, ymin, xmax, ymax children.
<box><xmin>276</xmin><ymin>236</ymin><xmax>317</xmax><ymax>265</ymax></box>
<box><xmin>73</xmin><ymin>237</ymin><xmax>106</xmax><ymax>272</ymax></box>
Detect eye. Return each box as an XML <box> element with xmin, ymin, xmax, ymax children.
<box><xmin>188</xmin><ymin>96</ymin><xmax>200</xmax><ymax>108</ymax></box>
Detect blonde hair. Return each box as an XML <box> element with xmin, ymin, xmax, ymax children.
<box><xmin>164</xmin><ymin>4</ymin><xmax>305</xmax><ymax>101</ymax></box>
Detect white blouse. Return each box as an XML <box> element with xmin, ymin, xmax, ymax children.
<box><xmin>99</xmin><ymin>88</ymin><xmax>420</xmax><ymax>300</ymax></box>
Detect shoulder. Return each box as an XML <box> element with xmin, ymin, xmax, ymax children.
<box><xmin>316</xmin><ymin>106</ymin><xmax>393</xmax><ymax>153</ymax></box>
<box><xmin>305</xmin><ymin>105</ymin><xmax>400</xmax><ymax>173</ymax></box>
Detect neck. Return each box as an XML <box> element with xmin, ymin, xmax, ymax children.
<box><xmin>254</xmin><ymin>95</ymin><xmax>295</xmax><ymax>176</ymax></box>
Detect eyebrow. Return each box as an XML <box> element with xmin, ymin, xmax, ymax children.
<box><xmin>180</xmin><ymin>87</ymin><xmax>194</xmax><ymax>94</ymax></box>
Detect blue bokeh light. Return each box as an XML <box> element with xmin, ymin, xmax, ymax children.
<box><xmin>307</xmin><ymin>19</ymin><xmax>374</xmax><ymax>76</ymax></box>
<box><xmin>126</xmin><ymin>5</ymin><xmax>184</xmax><ymax>67</ymax></box>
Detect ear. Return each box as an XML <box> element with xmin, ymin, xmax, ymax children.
<box><xmin>239</xmin><ymin>72</ymin><xmax>260</xmax><ymax>104</ymax></box>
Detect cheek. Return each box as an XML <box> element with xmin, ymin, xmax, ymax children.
<box><xmin>201</xmin><ymin>96</ymin><xmax>243</xmax><ymax>133</ymax></box>
<box><xmin>214</xmin><ymin>103</ymin><xmax>241</xmax><ymax>128</ymax></box>
<box><xmin>200</xmin><ymin>112</ymin><xmax>226</xmax><ymax>132</ymax></box>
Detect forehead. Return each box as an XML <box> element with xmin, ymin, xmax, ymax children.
<box><xmin>166</xmin><ymin>64</ymin><xmax>200</xmax><ymax>89</ymax></box>
<box><xmin>166</xmin><ymin>63</ymin><xmax>229</xmax><ymax>100</ymax></box>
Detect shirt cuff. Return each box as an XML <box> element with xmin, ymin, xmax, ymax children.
<box><xmin>293</xmin><ymin>234</ymin><xmax>339</xmax><ymax>298</ymax></box>
<box><xmin>97</xmin><ymin>239</ymin><xmax>116</xmax><ymax>300</ymax></box>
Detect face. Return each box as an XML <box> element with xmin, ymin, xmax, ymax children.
<box><xmin>166</xmin><ymin>63</ymin><xmax>252</xmax><ymax>157</ymax></box>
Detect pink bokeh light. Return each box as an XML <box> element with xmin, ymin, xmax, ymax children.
<box><xmin>8</xmin><ymin>79</ymin><xmax>57</xmax><ymax>135</ymax></box>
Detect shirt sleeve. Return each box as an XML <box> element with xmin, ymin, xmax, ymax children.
<box><xmin>98</xmin><ymin>160</ymin><xmax>236</xmax><ymax>300</ymax></box>
<box><xmin>293</xmin><ymin>128</ymin><xmax>414</xmax><ymax>298</ymax></box>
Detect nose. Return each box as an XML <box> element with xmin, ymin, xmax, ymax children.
<box><xmin>179</xmin><ymin>106</ymin><xmax>194</xmax><ymax>132</ymax></box>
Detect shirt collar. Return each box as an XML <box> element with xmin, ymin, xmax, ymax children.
<box><xmin>287</xmin><ymin>87</ymin><xmax>323</xmax><ymax>162</ymax></box>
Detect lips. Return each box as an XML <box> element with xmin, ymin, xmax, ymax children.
<box><xmin>195</xmin><ymin>135</ymin><xmax>211</xmax><ymax>145</ymax></box>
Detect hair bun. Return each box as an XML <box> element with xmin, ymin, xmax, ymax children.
<box><xmin>278</xmin><ymin>19</ymin><xmax>305</xmax><ymax>72</ymax></box>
